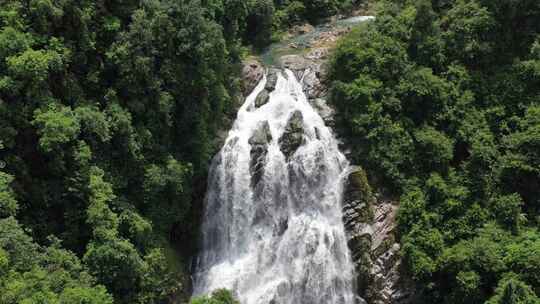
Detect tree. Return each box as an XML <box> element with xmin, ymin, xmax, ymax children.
<box><xmin>330</xmin><ymin>0</ymin><xmax>540</xmax><ymax>301</ymax></box>
<box><xmin>32</xmin><ymin>104</ymin><xmax>80</xmax><ymax>153</ymax></box>
<box><xmin>414</xmin><ymin>126</ymin><xmax>454</xmax><ymax>172</ymax></box>
<box><xmin>83</xmin><ymin>167</ymin><xmax>144</xmax><ymax>302</ymax></box>
<box><xmin>0</xmin><ymin>218</ymin><xmax>114</xmax><ymax>304</ymax></box>
<box><xmin>191</xmin><ymin>289</ymin><xmax>240</xmax><ymax>304</ymax></box>
<box><xmin>491</xmin><ymin>194</ymin><xmax>524</xmax><ymax>233</ymax></box>
<box><xmin>143</xmin><ymin>158</ymin><xmax>193</xmax><ymax>233</ymax></box>
<box><xmin>499</xmin><ymin>105</ymin><xmax>540</xmax><ymax>214</ymax></box>
<box><xmin>0</xmin><ymin>172</ymin><xmax>17</xmax><ymax>218</ymax></box>
<box><xmin>245</xmin><ymin>0</ymin><xmax>275</xmax><ymax>48</ymax></box>
<box><xmin>487</xmin><ymin>275</ymin><xmax>540</xmax><ymax>304</ymax></box>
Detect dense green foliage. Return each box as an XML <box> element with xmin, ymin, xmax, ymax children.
<box><xmin>245</xmin><ymin>0</ymin><xmax>363</xmax><ymax>48</ymax></box>
<box><xmin>0</xmin><ymin>0</ymin><xmax>356</xmax><ymax>302</ymax></box>
<box><xmin>273</xmin><ymin>0</ymin><xmax>357</xmax><ymax>27</ymax></box>
<box><xmin>7</xmin><ymin>0</ymin><xmax>539</xmax><ymax>302</ymax></box>
<box><xmin>0</xmin><ymin>185</ymin><xmax>112</xmax><ymax>303</ymax></box>
<box><xmin>330</xmin><ymin>0</ymin><xmax>540</xmax><ymax>302</ymax></box>
<box><xmin>190</xmin><ymin>289</ymin><xmax>240</xmax><ymax>304</ymax></box>
<box><xmin>0</xmin><ymin>0</ymin><xmax>278</xmax><ymax>302</ymax></box>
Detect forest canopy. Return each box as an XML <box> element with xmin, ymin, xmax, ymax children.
<box><xmin>0</xmin><ymin>0</ymin><xmax>367</xmax><ymax>302</ymax></box>
<box><xmin>330</xmin><ymin>0</ymin><xmax>540</xmax><ymax>302</ymax></box>
<box><xmin>2</xmin><ymin>0</ymin><xmax>539</xmax><ymax>302</ymax></box>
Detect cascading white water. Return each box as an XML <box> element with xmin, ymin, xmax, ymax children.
<box><xmin>193</xmin><ymin>69</ymin><xmax>356</xmax><ymax>304</ymax></box>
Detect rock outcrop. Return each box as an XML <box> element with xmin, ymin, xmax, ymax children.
<box><xmin>365</xmin><ymin>200</ymin><xmax>416</xmax><ymax>304</ymax></box>
<box><xmin>342</xmin><ymin>168</ymin><xmax>415</xmax><ymax>304</ymax></box>
<box><xmin>280</xmin><ymin>54</ymin><xmax>309</xmax><ymax>81</ymax></box>
<box><xmin>276</xmin><ymin>53</ymin><xmax>331</xmax><ymax>129</ymax></box>
<box><xmin>242</xmin><ymin>59</ymin><xmax>265</xmax><ymax>96</ymax></box>
<box><xmin>251</xmin><ymin>68</ymin><xmax>281</xmax><ymax>109</ymax></box>
<box><xmin>310</xmin><ymin>98</ymin><xmax>335</xmax><ymax>126</ymax></box>
<box><xmin>280</xmin><ymin>54</ymin><xmax>309</xmax><ymax>72</ymax></box>
<box><xmin>249</xmin><ymin>121</ymin><xmax>272</xmax><ymax>188</ymax></box>
<box><xmin>266</xmin><ymin>68</ymin><xmax>280</xmax><ymax>91</ymax></box>
<box><xmin>278</xmin><ymin>111</ymin><xmax>305</xmax><ymax>160</ymax></box>
<box><xmin>255</xmin><ymin>89</ymin><xmax>270</xmax><ymax>108</ymax></box>
<box><xmin>302</xmin><ymin>62</ymin><xmax>328</xmax><ymax>100</ymax></box>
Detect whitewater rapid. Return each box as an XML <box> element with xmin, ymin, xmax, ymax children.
<box><xmin>193</xmin><ymin>69</ymin><xmax>357</xmax><ymax>304</ymax></box>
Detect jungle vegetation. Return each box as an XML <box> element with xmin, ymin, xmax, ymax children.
<box><xmin>330</xmin><ymin>0</ymin><xmax>540</xmax><ymax>302</ymax></box>
<box><xmin>0</xmin><ymin>0</ymin><xmax>360</xmax><ymax>303</ymax></box>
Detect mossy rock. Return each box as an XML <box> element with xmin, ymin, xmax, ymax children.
<box><xmin>372</xmin><ymin>234</ymin><xmax>396</xmax><ymax>259</ymax></box>
<box><xmin>348</xmin><ymin>232</ymin><xmax>372</xmax><ymax>260</ymax></box>
<box><xmin>344</xmin><ymin>167</ymin><xmax>374</xmax><ymax>223</ymax></box>
<box><xmin>355</xmin><ymin>250</ymin><xmax>374</xmax><ymax>298</ymax></box>
<box><xmin>348</xmin><ymin>168</ymin><xmax>372</xmax><ymax>200</ymax></box>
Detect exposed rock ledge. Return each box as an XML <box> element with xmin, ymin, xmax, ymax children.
<box><xmin>343</xmin><ymin>167</ymin><xmax>416</xmax><ymax>304</ymax></box>
<box><xmin>242</xmin><ymin>59</ymin><xmax>265</xmax><ymax>96</ymax></box>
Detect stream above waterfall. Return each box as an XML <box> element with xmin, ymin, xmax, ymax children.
<box><xmin>260</xmin><ymin>15</ymin><xmax>374</xmax><ymax>66</ymax></box>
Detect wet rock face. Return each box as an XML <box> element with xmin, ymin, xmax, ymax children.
<box><xmin>279</xmin><ymin>111</ymin><xmax>305</xmax><ymax>160</ymax></box>
<box><xmin>266</xmin><ymin>68</ymin><xmax>280</xmax><ymax>91</ymax></box>
<box><xmin>280</xmin><ymin>55</ymin><xmax>308</xmax><ymax>71</ymax></box>
<box><xmin>303</xmin><ymin>63</ymin><xmax>328</xmax><ymax>100</ymax></box>
<box><xmin>342</xmin><ymin>168</ymin><xmax>415</xmax><ymax>304</ymax></box>
<box><xmin>280</xmin><ymin>55</ymin><xmax>309</xmax><ymax>80</ymax></box>
<box><xmin>242</xmin><ymin>59</ymin><xmax>265</xmax><ymax>96</ymax></box>
<box><xmin>249</xmin><ymin>121</ymin><xmax>272</xmax><ymax>187</ymax></box>
<box><xmin>310</xmin><ymin>98</ymin><xmax>335</xmax><ymax>126</ymax></box>
<box><xmin>278</xmin><ymin>53</ymin><xmax>328</xmax><ymax>100</ymax></box>
<box><xmin>343</xmin><ymin>168</ymin><xmax>374</xmax><ymax>229</ymax></box>
<box><xmin>250</xmin><ymin>121</ymin><xmax>272</xmax><ymax>146</ymax></box>
<box><xmin>255</xmin><ymin>89</ymin><xmax>270</xmax><ymax>108</ymax></box>
<box><xmin>253</xmin><ymin>69</ymin><xmax>281</xmax><ymax>109</ymax></box>
<box><xmin>342</xmin><ymin>168</ymin><xmax>375</xmax><ymax>297</ymax></box>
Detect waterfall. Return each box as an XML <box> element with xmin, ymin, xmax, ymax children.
<box><xmin>193</xmin><ymin>69</ymin><xmax>357</xmax><ymax>304</ymax></box>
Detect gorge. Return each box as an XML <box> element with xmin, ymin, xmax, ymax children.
<box><xmin>192</xmin><ymin>13</ymin><xmax>414</xmax><ymax>304</ymax></box>
<box><xmin>2</xmin><ymin>1</ymin><xmax>539</xmax><ymax>303</ymax></box>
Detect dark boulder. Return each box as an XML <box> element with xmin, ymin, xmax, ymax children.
<box><xmin>278</xmin><ymin>111</ymin><xmax>305</xmax><ymax>160</ymax></box>
<box><xmin>249</xmin><ymin>121</ymin><xmax>272</xmax><ymax>146</ymax></box>
<box><xmin>249</xmin><ymin>121</ymin><xmax>272</xmax><ymax>188</ymax></box>
<box><xmin>255</xmin><ymin>89</ymin><xmax>270</xmax><ymax>108</ymax></box>
<box><xmin>266</xmin><ymin>69</ymin><xmax>280</xmax><ymax>92</ymax></box>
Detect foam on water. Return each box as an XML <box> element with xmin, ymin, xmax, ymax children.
<box><xmin>193</xmin><ymin>70</ymin><xmax>357</xmax><ymax>304</ymax></box>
